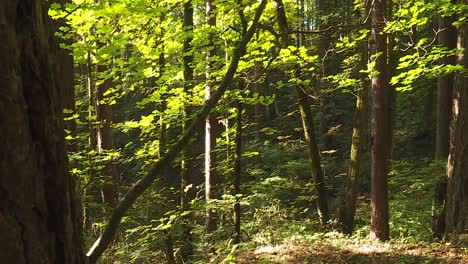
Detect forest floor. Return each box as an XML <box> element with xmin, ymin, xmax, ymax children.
<box><xmin>236</xmin><ymin>233</ymin><xmax>468</xmax><ymax>263</ymax></box>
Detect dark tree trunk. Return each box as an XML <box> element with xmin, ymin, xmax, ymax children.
<box><xmin>180</xmin><ymin>1</ymin><xmax>195</xmax><ymax>261</ymax></box>
<box><xmin>233</xmin><ymin>99</ymin><xmax>243</xmax><ymax>244</ymax></box>
<box><xmin>433</xmin><ymin>10</ymin><xmax>457</xmax><ymax>237</ymax></box>
<box><xmin>445</xmin><ymin>11</ymin><xmax>468</xmax><ymax>235</ymax></box>
<box><xmin>0</xmin><ymin>0</ymin><xmax>84</xmax><ymax>263</ymax></box>
<box><xmin>317</xmin><ymin>0</ymin><xmax>337</xmax><ymax>151</ymax></box>
<box><xmin>370</xmin><ymin>0</ymin><xmax>391</xmax><ymax>241</ymax></box>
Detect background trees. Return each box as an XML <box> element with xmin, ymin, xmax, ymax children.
<box><xmin>1</xmin><ymin>0</ymin><xmax>466</xmax><ymax>263</ymax></box>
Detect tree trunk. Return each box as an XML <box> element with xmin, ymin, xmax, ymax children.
<box><xmin>233</xmin><ymin>99</ymin><xmax>243</xmax><ymax>244</ymax></box>
<box><xmin>433</xmin><ymin>10</ymin><xmax>457</xmax><ymax>237</ymax></box>
<box><xmin>273</xmin><ymin>0</ymin><xmax>329</xmax><ymax>225</ymax></box>
<box><xmin>205</xmin><ymin>0</ymin><xmax>221</xmax><ymax>232</ymax></box>
<box><xmin>338</xmin><ymin>35</ymin><xmax>369</xmax><ymax>234</ymax></box>
<box><xmin>317</xmin><ymin>0</ymin><xmax>337</xmax><ymax>151</ymax></box>
<box><xmin>445</xmin><ymin>11</ymin><xmax>468</xmax><ymax>235</ymax></box>
<box><xmin>180</xmin><ymin>1</ymin><xmax>195</xmax><ymax>261</ymax></box>
<box><xmin>370</xmin><ymin>0</ymin><xmax>391</xmax><ymax>241</ymax></box>
<box><xmin>0</xmin><ymin>0</ymin><xmax>84</xmax><ymax>263</ymax></box>
<box><xmin>96</xmin><ymin>65</ymin><xmax>117</xmax><ymax>207</ymax></box>
<box><xmin>295</xmin><ymin>86</ymin><xmax>330</xmax><ymax>225</ymax></box>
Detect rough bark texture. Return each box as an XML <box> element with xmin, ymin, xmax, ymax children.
<box><xmin>445</xmin><ymin>12</ymin><xmax>468</xmax><ymax>235</ymax></box>
<box><xmin>86</xmin><ymin>1</ymin><xmax>267</xmax><ymax>262</ymax></box>
<box><xmin>370</xmin><ymin>0</ymin><xmax>390</xmax><ymax>241</ymax></box>
<box><xmin>433</xmin><ymin>11</ymin><xmax>457</xmax><ymax>237</ymax></box>
<box><xmin>0</xmin><ymin>0</ymin><xmax>84</xmax><ymax>263</ymax></box>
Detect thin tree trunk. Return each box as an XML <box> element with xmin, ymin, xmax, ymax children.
<box><xmin>205</xmin><ymin>0</ymin><xmax>221</xmax><ymax>232</ymax></box>
<box><xmin>157</xmin><ymin>28</ymin><xmax>176</xmax><ymax>264</ymax></box>
<box><xmin>96</xmin><ymin>65</ymin><xmax>117</xmax><ymax>207</ymax></box>
<box><xmin>233</xmin><ymin>99</ymin><xmax>243</xmax><ymax>244</ymax></box>
<box><xmin>180</xmin><ymin>1</ymin><xmax>195</xmax><ymax>261</ymax></box>
<box><xmin>370</xmin><ymin>0</ymin><xmax>390</xmax><ymax>241</ymax></box>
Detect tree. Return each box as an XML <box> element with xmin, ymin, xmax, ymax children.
<box><xmin>180</xmin><ymin>0</ymin><xmax>195</xmax><ymax>260</ymax></box>
<box><xmin>204</xmin><ymin>0</ymin><xmax>221</xmax><ymax>232</ymax></box>
<box><xmin>233</xmin><ymin>98</ymin><xmax>243</xmax><ymax>244</ymax></box>
<box><xmin>445</xmin><ymin>8</ymin><xmax>468</xmax><ymax>235</ymax></box>
<box><xmin>0</xmin><ymin>0</ymin><xmax>84</xmax><ymax>263</ymax></box>
<box><xmin>433</xmin><ymin>4</ymin><xmax>457</xmax><ymax>236</ymax></box>
<box><xmin>96</xmin><ymin>64</ymin><xmax>118</xmax><ymax>206</ymax></box>
<box><xmin>273</xmin><ymin>0</ymin><xmax>330</xmax><ymax>225</ymax></box>
<box><xmin>369</xmin><ymin>0</ymin><xmax>391</xmax><ymax>241</ymax></box>
<box><xmin>338</xmin><ymin>26</ymin><xmax>370</xmax><ymax>234</ymax></box>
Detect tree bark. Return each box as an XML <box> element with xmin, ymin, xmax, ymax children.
<box><xmin>0</xmin><ymin>0</ymin><xmax>84</xmax><ymax>263</ymax></box>
<box><xmin>433</xmin><ymin>10</ymin><xmax>457</xmax><ymax>237</ymax></box>
<box><xmin>370</xmin><ymin>0</ymin><xmax>391</xmax><ymax>241</ymax></box>
<box><xmin>180</xmin><ymin>1</ymin><xmax>195</xmax><ymax>261</ymax></box>
<box><xmin>86</xmin><ymin>1</ymin><xmax>267</xmax><ymax>262</ymax></box>
<box><xmin>205</xmin><ymin>0</ymin><xmax>221</xmax><ymax>233</ymax></box>
<box><xmin>96</xmin><ymin>65</ymin><xmax>117</xmax><ymax>207</ymax></box>
<box><xmin>445</xmin><ymin>10</ymin><xmax>468</xmax><ymax>235</ymax></box>
<box><xmin>233</xmin><ymin>99</ymin><xmax>243</xmax><ymax>244</ymax></box>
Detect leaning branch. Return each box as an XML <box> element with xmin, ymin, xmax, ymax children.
<box><xmin>86</xmin><ymin>1</ymin><xmax>267</xmax><ymax>263</ymax></box>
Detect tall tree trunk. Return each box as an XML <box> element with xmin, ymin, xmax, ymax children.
<box><xmin>180</xmin><ymin>1</ymin><xmax>195</xmax><ymax>261</ymax></box>
<box><xmin>205</xmin><ymin>0</ymin><xmax>221</xmax><ymax>232</ymax></box>
<box><xmin>86</xmin><ymin>2</ymin><xmax>267</xmax><ymax>261</ymax></box>
<box><xmin>157</xmin><ymin>28</ymin><xmax>176</xmax><ymax>264</ymax></box>
<box><xmin>338</xmin><ymin>32</ymin><xmax>369</xmax><ymax>233</ymax></box>
<box><xmin>445</xmin><ymin>9</ymin><xmax>468</xmax><ymax>235</ymax></box>
<box><xmin>273</xmin><ymin>0</ymin><xmax>329</xmax><ymax>225</ymax></box>
<box><xmin>317</xmin><ymin>0</ymin><xmax>336</xmax><ymax>151</ymax></box>
<box><xmin>369</xmin><ymin>0</ymin><xmax>391</xmax><ymax>241</ymax></box>
<box><xmin>233</xmin><ymin>99</ymin><xmax>243</xmax><ymax>244</ymax></box>
<box><xmin>0</xmin><ymin>0</ymin><xmax>84</xmax><ymax>263</ymax></box>
<box><xmin>433</xmin><ymin>10</ymin><xmax>457</xmax><ymax>237</ymax></box>
<box><xmin>96</xmin><ymin>65</ymin><xmax>117</xmax><ymax>207</ymax></box>
<box><xmin>295</xmin><ymin>86</ymin><xmax>330</xmax><ymax>225</ymax></box>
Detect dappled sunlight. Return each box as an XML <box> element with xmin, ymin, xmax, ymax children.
<box><xmin>238</xmin><ymin>235</ymin><xmax>468</xmax><ymax>264</ymax></box>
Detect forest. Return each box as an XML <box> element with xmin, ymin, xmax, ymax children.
<box><xmin>0</xmin><ymin>0</ymin><xmax>467</xmax><ymax>263</ymax></box>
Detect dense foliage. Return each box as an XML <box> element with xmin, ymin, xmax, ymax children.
<box><xmin>48</xmin><ymin>0</ymin><xmax>467</xmax><ymax>262</ymax></box>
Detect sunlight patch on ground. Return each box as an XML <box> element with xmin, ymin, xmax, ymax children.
<box><xmin>344</xmin><ymin>242</ymin><xmax>390</xmax><ymax>255</ymax></box>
